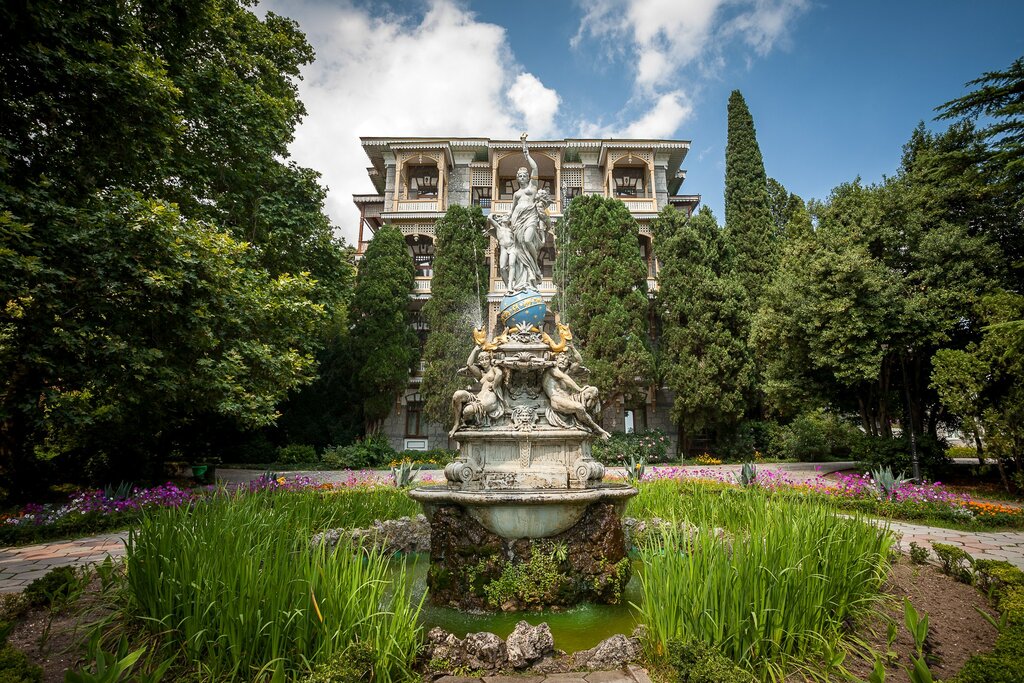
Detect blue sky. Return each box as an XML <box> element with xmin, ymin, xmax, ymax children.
<box><xmin>261</xmin><ymin>0</ymin><xmax>1024</xmax><ymax>244</ymax></box>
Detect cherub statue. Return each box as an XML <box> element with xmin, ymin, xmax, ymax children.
<box><xmin>450</xmin><ymin>346</ymin><xmax>508</xmax><ymax>437</ymax></box>
<box><xmin>542</xmin><ymin>352</ymin><xmax>610</xmax><ymax>439</ymax></box>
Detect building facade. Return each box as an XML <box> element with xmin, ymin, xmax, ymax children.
<box><xmin>352</xmin><ymin>137</ymin><xmax>700</xmax><ymax>453</ymax></box>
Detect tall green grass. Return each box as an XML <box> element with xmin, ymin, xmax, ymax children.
<box><xmin>123</xmin><ymin>489</ymin><xmax>422</xmax><ymax>682</ymax></box>
<box><xmin>635</xmin><ymin>482</ymin><xmax>893</xmax><ymax>680</ymax></box>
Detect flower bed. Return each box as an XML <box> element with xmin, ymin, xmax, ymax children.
<box><xmin>622</xmin><ymin>465</ymin><xmax>1024</xmax><ymax>530</ymax></box>
<box><xmin>0</xmin><ymin>473</ymin><xmax>424</xmax><ymax>546</ymax></box>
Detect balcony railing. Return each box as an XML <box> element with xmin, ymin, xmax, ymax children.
<box><xmin>620</xmin><ymin>198</ymin><xmax>657</xmax><ymax>212</ymax></box>
<box><xmin>395</xmin><ymin>198</ymin><xmax>443</xmax><ymax>212</ymax></box>
<box><xmin>413</xmin><ymin>278</ymin><xmax>431</xmax><ymax>294</ymax></box>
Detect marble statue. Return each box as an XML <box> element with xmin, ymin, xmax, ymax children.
<box><xmin>449</xmin><ymin>346</ymin><xmax>508</xmax><ymax>437</ymax></box>
<box><xmin>542</xmin><ymin>352</ymin><xmax>610</xmax><ymax>439</ymax></box>
<box><xmin>488</xmin><ymin>133</ymin><xmax>551</xmax><ymax>294</ymax></box>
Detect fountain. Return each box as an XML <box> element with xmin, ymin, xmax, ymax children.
<box><xmin>409</xmin><ymin>133</ymin><xmax>637</xmax><ymax>612</ymax></box>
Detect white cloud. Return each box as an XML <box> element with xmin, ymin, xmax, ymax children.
<box><xmin>259</xmin><ymin>0</ymin><xmax>562</xmax><ymax>244</ymax></box>
<box><xmin>572</xmin><ymin>0</ymin><xmax>808</xmax><ymax>141</ymax></box>
<box><xmin>578</xmin><ymin>91</ymin><xmax>693</xmax><ymax>139</ymax></box>
<box><xmin>508</xmin><ymin>73</ymin><xmax>561</xmax><ymax>139</ymax></box>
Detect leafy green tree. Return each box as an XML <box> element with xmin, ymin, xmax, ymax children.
<box><xmin>0</xmin><ymin>194</ymin><xmax>325</xmax><ymax>492</ymax></box>
<box><xmin>752</xmin><ymin>181</ymin><xmax>902</xmax><ymax>428</ymax></box>
<box><xmin>653</xmin><ymin>206</ymin><xmax>752</xmax><ymax>453</ymax></box>
<box><xmin>555</xmin><ymin>195</ymin><xmax>654</xmax><ymax>408</ymax></box>
<box><xmin>755</xmin><ymin>123</ymin><xmax>1002</xmax><ymax>442</ymax></box>
<box><xmin>937</xmin><ymin>57</ymin><xmax>1024</xmax><ymax>291</ymax></box>
<box><xmin>0</xmin><ymin>0</ymin><xmax>350</xmax><ymax>491</ymax></box>
<box><xmin>348</xmin><ymin>226</ymin><xmax>416</xmax><ymax>432</ymax></box>
<box><xmin>724</xmin><ymin>91</ymin><xmax>776</xmax><ymax>307</ymax></box>
<box><xmin>932</xmin><ymin>293</ymin><xmax>1024</xmax><ymax>489</ymax></box>
<box><xmin>420</xmin><ymin>206</ymin><xmax>489</xmax><ymax>429</ymax></box>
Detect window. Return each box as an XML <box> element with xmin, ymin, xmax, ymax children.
<box><xmin>407</xmin><ymin>165</ymin><xmax>438</xmax><ymax>199</ymax></box>
<box><xmin>472</xmin><ymin>186</ymin><xmax>491</xmax><ymax>209</ymax></box>
<box><xmin>563</xmin><ymin>185</ymin><xmax>581</xmax><ymax>201</ymax></box>
<box><xmin>409</xmin><ymin>238</ymin><xmax>434</xmax><ymax>278</ymax></box>
<box><xmin>613</xmin><ymin>167</ymin><xmax>646</xmax><ymax>197</ymax></box>
<box><xmin>405</xmin><ymin>396</ymin><xmax>425</xmax><ymax>437</ymax></box>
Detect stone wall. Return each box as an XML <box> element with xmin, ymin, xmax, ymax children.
<box><xmin>427</xmin><ymin>502</ymin><xmax>631</xmax><ymax>611</ymax></box>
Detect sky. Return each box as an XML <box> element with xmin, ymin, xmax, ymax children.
<box><xmin>260</xmin><ymin>0</ymin><xmax>1024</xmax><ymax>245</ymax></box>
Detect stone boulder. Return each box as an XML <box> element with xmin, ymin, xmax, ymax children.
<box><xmin>505</xmin><ymin>621</ymin><xmax>555</xmax><ymax>668</ymax></box>
<box><xmin>571</xmin><ymin>633</ymin><xmax>642</xmax><ymax>670</ymax></box>
<box><xmin>312</xmin><ymin>514</ymin><xmax>431</xmax><ymax>554</ymax></box>
<box><xmin>463</xmin><ymin>631</ymin><xmax>508</xmax><ymax>670</ymax></box>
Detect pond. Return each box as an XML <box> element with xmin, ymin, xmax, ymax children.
<box><xmin>402</xmin><ymin>554</ymin><xmax>643</xmax><ymax>653</ymax></box>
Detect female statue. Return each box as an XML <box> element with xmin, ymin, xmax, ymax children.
<box><xmin>503</xmin><ymin>133</ymin><xmax>548</xmax><ymax>292</ymax></box>
<box><xmin>450</xmin><ymin>346</ymin><xmax>508</xmax><ymax>437</ymax></box>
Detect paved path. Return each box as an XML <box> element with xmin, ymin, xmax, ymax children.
<box><xmin>0</xmin><ymin>532</ymin><xmax>126</xmax><ymax>592</ymax></box>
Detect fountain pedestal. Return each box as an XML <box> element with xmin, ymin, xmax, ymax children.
<box><xmin>409</xmin><ymin>314</ymin><xmax>636</xmax><ymax>611</ymax></box>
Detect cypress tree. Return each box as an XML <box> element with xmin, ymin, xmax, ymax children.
<box><xmin>724</xmin><ymin>90</ymin><xmax>776</xmax><ymax>306</ymax></box>
<box><xmin>348</xmin><ymin>225</ymin><xmax>417</xmax><ymax>432</ymax></box>
<box><xmin>654</xmin><ymin>206</ymin><xmax>752</xmax><ymax>454</ymax></box>
<box><xmin>554</xmin><ymin>195</ymin><xmax>654</xmax><ymax>409</ymax></box>
<box><xmin>420</xmin><ymin>206</ymin><xmax>490</xmax><ymax>429</ymax></box>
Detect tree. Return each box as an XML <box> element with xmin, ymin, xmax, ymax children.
<box><xmin>752</xmin><ymin>181</ymin><xmax>902</xmax><ymax>427</ymax></box>
<box><xmin>754</xmin><ymin>123</ymin><xmax>1002</xmax><ymax>443</ymax></box>
<box><xmin>0</xmin><ymin>1</ymin><xmax>350</xmax><ymax>491</ymax></box>
<box><xmin>932</xmin><ymin>293</ymin><xmax>1024</xmax><ymax>489</ymax></box>
<box><xmin>937</xmin><ymin>56</ymin><xmax>1024</xmax><ymax>291</ymax></box>
<box><xmin>348</xmin><ymin>226</ymin><xmax>417</xmax><ymax>432</ymax></box>
<box><xmin>0</xmin><ymin>193</ymin><xmax>325</xmax><ymax>493</ymax></box>
<box><xmin>724</xmin><ymin>91</ymin><xmax>776</xmax><ymax>307</ymax></box>
<box><xmin>555</xmin><ymin>195</ymin><xmax>654</xmax><ymax>410</ymax></box>
<box><xmin>653</xmin><ymin>206</ymin><xmax>752</xmax><ymax>453</ymax></box>
<box><xmin>420</xmin><ymin>206</ymin><xmax>489</xmax><ymax>430</ymax></box>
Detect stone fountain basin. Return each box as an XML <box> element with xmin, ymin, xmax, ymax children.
<box><xmin>409</xmin><ymin>484</ymin><xmax>636</xmax><ymax>539</ymax></box>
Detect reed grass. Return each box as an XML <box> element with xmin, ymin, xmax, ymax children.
<box><xmin>634</xmin><ymin>483</ymin><xmax>893</xmax><ymax>680</ymax></box>
<box><xmin>123</xmin><ymin>488</ymin><xmax>422</xmax><ymax>682</ymax></box>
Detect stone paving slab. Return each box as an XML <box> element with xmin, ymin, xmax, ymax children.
<box><xmin>0</xmin><ymin>532</ymin><xmax>127</xmax><ymax>593</ymax></box>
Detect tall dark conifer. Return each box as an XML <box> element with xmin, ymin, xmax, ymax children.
<box><xmin>420</xmin><ymin>206</ymin><xmax>490</xmax><ymax>429</ymax></box>
<box><xmin>724</xmin><ymin>90</ymin><xmax>776</xmax><ymax>307</ymax></box>
<box><xmin>654</xmin><ymin>206</ymin><xmax>752</xmax><ymax>454</ymax></box>
<box><xmin>554</xmin><ymin>195</ymin><xmax>654</xmax><ymax>409</ymax></box>
<box><xmin>348</xmin><ymin>226</ymin><xmax>417</xmax><ymax>431</ymax></box>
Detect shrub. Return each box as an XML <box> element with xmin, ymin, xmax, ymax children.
<box><xmin>854</xmin><ymin>434</ymin><xmax>951</xmax><ymax>480</ymax></box>
<box><xmin>321</xmin><ymin>434</ymin><xmax>397</xmax><ymax>469</ymax></box>
<box><xmin>395</xmin><ymin>448</ymin><xmax>457</xmax><ymax>467</ymax></box>
<box><xmin>716</xmin><ymin>420</ymin><xmax>784</xmax><ymax>461</ymax></box>
<box><xmin>230</xmin><ymin>434</ymin><xmax>278</xmax><ymax>464</ymax></box>
<box><xmin>954</xmin><ymin>654</ymin><xmax>1024</xmax><ymax>683</ymax></box>
<box><xmin>666</xmin><ymin>639</ymin><xmax>754</xmax><ymax>683</ymax></box>
<box><xmin>0</xmin><ymin>645</ymin><xmax>42</xmax><ymax>683</ymax></box>
<box><xmin>277</xmin><ymin>443</ymin><xmax>317</xmax><ymax>465</ymax></box>
<box><xmin>974</xmin><ymin>560</ymin><xmax>1024</xmax><ymax>602</ymax></box>
<box><xmin>947</xmin><ymin>445</ymin><xmax>981</xmax><ymax>460</ymax></box>
<box><xmin>300</xmin><ymin>641</ymin><xmax>375</xmax><ymax>682</ymax></box>
<box><xmin>778</xmin><ymin>410</ymin><xmax>858</xmax><ymax>462</ymax></box>
<box><xmin>593</xmin><ymin>430</ymin><xmax>670</xmax><ymax>465</ymax></box>
<box><xmin>23</xmin><ymin>566</ymin><xmax>83</xmax><ymax>608</ymax></box>
<box><xmin>693</xmin><ymin>453</ymin><xmax>722</xmax><ymax>466</ymax></box>
<box><xmin>931</xmin><ymin>543</ymin><xmax>974</xmax><ymax>583</ymax></box>
<box><xmin>908</xmin><ymin>542</ymin><xmax>930</xmax><ymax>565</ymax></box>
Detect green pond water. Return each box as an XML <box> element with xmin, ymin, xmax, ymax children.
<box><xmin>398</xmin><ymin>554</ymin><xmax>643</xmax><ymax>653</ymax></box>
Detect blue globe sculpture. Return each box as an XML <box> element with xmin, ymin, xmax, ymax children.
<box><xmin>499</xmin><ymin>289</ymin><xmax>546</xmax><ymax>330</ymax></box>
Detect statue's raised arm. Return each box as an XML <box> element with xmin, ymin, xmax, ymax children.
<box><xmin>521</xmin><ymin>132</ymin><xmax>538</xmax><ymax>183</ymax></box>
